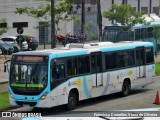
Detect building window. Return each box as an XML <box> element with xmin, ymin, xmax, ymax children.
<box><xmin>153</xmin><ymin>7</ymin><xmax>159</xmax><ymax>16</ymax></box>
<box><xmin>39</xmin><ymin>22</ymin><xmax>49</xmax><ymax>44</ymax></box>
<box><xmin>72</xmin><ymin>0</ymin><xmax>96</xmax><ymax>4</ymax></box>
<box><xmin>141</xmin><ymin>7</ymin><xmax>148</xmax><ymax>14</ymax></box>
<box><xmin>13</xmin><ymin>22</ymin><xmax>28</xmax><ymax>28</ymax></box>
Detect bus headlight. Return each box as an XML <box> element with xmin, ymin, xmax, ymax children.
<box><xmin>9</xmin><ymin>92</ymin><xmax>13</xmax><ymax>99</ymax></box>
<box><xmin>41</xmin><ymin>92</ymin><xmax>48</xmax><ymax>100</ymax></box>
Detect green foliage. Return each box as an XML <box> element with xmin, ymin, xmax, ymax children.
<box><xmin>90</xmin><ymin>32</ymin><xmax>98</xmax><ymax>40</ymax></box>
<box><xmin>153</xmin><ymin>26</ymin><xmax>160</xmax><ymax>54</ymax></box>
<box><xmin>15</xmin><ymin>0</ymin><xmax>74</xmax><ymax>32</ymax></box>
<box><xmin>66</xmin><ymin>16</ymin><xmax>80</xmax><ymax>23</ymax></box>
<box><xmin>153</xmin><ymin>26</ymin><xmax>160</xmax><ymax>40</ymax></box>
<box><xmin>102</xmin><ymin>4</ymin><xmax>146</xmax><ymax>29</ymax></box>
<box><xmin>84</xmin><ymin>21</ymin><xmax>92</xmax><ymax>30</ymax></box>
<box><xmin>0</xmin><ymin>92</ymin><xmax>9</xmax><ymax>110</ymax></box>
<box><xmin>0</xmin><ymin>18</ymin><xmax>9</xmax><ymax>36</ymax></box>
<box><xmin>155</xmin><ymin>62</ymin><xmax>160</xmax><ymax>75</ymax></box>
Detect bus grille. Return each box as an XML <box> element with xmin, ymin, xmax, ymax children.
<box><xmin>16</xmin><ymin>101</ymin><xmax>37</xmax><ymax>107</ymax></box>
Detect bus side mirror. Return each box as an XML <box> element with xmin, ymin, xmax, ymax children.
<box><xmin>4</xmin><ymin>60</ymin><xmax>11</xmax><ymax>73</ymax></box>
<box><xmin>4</xmin><ymin>64</ymin><xmax>6</xmax><ymax>72</ymax></box>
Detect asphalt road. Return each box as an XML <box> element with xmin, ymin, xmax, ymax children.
<box><xmin>4</xmin><ymin>76</ymin><xmax>160</xmax><ymax>117</ymax></box>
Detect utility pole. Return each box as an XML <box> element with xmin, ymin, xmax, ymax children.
<box><xmin>138</xmin><ymin>0</ymin><xmax>140</xmax><ymax>12</ymax></box>
<box><xmin>97</xmin><ymin>0</ymin><xmax>102</xmax><ymax>41</ymax></box>
<box><xmin>112</xmin><ymin>0</ymin><xmax>114</xmax><ymax>4</ymax></box>
<box><xmin>159</xmin><ymin>0</ymin><xmax>160</xmax><ymax>16</ymax></box>
<box><xmin>51</xmin><ymin>0</ymin><xmax>56</xmax><ymax>48</ymax></box>
<box><xmin>112</xmin><ymin>0</ymin><xmax>114</xmax><ymax>24</ymax></box>
<box><xmin>81</xmin><ymin>0</ymin><xmax>85</xmax><ymax>42</ymax></box>
<box><xmin>149</xmin><ymin>0</ymin><xmax>152</xmax><ymax>14</ymax></box>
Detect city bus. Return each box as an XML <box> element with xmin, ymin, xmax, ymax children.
<box><xmin>6</xmin><ymin>41</ymin><xmax>155</xmax><ymax>110</ymax></box>
<box><xmin>102</xmin><ymin>14</ymin><xmax>160</xmax><ymax>52</ymax></box>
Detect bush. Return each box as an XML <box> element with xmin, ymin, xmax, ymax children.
<box><xmin>90</xmin><ymin>33</ymin><xmax>98</xmax><ymax>40</ymax></box>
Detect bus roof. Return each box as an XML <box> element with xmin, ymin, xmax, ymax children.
<box><xmin>13</xmin><ymin>41</ymin><xmax>153</xmax><ymax>57</ymax></box>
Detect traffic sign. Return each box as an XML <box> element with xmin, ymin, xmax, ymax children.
<box><xmin>17</xmin><ymin>27</ymin><xmax>23</xmax><ymax>34</ymax></box>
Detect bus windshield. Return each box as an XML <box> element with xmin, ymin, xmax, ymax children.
<box><xmin>10</xmin><ymin>63</ymin><xmax>48</xmax><ymax>95</ymax></box>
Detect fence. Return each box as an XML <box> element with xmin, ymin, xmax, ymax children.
<box><xmin>0</xmin><ymin>55</ymin><xmax>11</xmax><ymax>82</ymax></box>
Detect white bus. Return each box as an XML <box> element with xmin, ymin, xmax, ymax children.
<box><xmin>7</xmin><ymin>41</ymin><xmax>155</xmax><ymax>110</ymax></box>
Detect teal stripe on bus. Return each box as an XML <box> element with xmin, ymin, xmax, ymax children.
<box><xmin>83</xmin><ymin>76</ymin><xmax>90</xmax><ymax>98</ymax></box>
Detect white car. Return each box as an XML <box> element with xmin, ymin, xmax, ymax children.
<box><xmin>0</xmin><ymin>48</ymin><xmax>2</xmax><ymax>54</ymax></box>
<box><xmin>1</xmin><ymin>36</ymin><xmax>28</xmax><ymax>51</ymax></box>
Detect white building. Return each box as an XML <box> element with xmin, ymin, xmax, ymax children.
<box><xmin>0</xmin><ymin>0</ymin><xmax>160</xmax><ymax>44</ymax></box>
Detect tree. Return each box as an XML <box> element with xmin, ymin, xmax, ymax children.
<box><xmin>0</xmin><ymin>18</ymin><xmax>9</xmax><ymax>36</ymax></box>
<box><xmin>153</xmin><ymin>26</ymin><xmax>160</xmax><ymax>55</ymax></box>
<box><xmin>97</xmin><ymin>0</ymin><xmax>102</xmax><ymax>41</ymax></box>
<box><xmin>102</xmin><ymin>4</ymin><xmax>146</xmax><ymax>30</ymax></box>
<box><xmin>15</xmin><ymin>0</ymin><xmax>73</xmax><ymax>34</ymax></box>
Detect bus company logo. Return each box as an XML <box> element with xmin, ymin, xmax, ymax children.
<box><xmin>127</xmin><ymin>70</ymin><xmax>133</xmax><ymax>75</ymax></box>
<box><xmin>76</xmin><ymin>78</ymin><xmax>82</xmax><ymax>87</ymax></box>
<box><xmin>2</xmin><ymin>112</ymin><xmax>11</xmax><ymax>117</ymax></box>
<box><xmin>147</xmin><ymin>66</ymin><xmax>154</xmax><ymax>73</ymax></box>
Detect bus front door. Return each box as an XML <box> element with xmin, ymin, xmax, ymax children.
<box><xmin>91</xmin><ymin>52</ymin><xmax>103</xmax><ymax>87</ymax></box>
<box><xmin>136</xmin><ymin>47</ymin><xmax>145</xmax><ymax>78</ymax></box>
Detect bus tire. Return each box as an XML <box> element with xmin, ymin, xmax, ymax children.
<box><xmin>122</xmin><ymin>80</ymin><xmax>130</xmax><ymax>97</ymax></box>
<box><xmin>66</xmin><ymin>92</ymin><xmax>77</xmax><ymax>110</ymax></box>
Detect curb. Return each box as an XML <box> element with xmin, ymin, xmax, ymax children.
<box><xmin>1</xmin><ymin>106</ymin><xmax>21</xmax><ymax>111</ymax></box>
<box><xmin>0</xmin><ymin>80</ymin><xmax>8</xmax><ymax>84</ymax></box>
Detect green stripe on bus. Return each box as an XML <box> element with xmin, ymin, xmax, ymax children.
<box><xmin>11</xmin><ymin>83</ymin><xmax>25</xmax><ymax>87</ymax></box>
<box><xmin>27</xmin><ymin>84</ymin><xmax>44</xmax><ymax>88</ymax></box>
<box><xmin>11</xmin><ymin>83</ymin><xmax>44</xmax><ymax>88</ymax></box>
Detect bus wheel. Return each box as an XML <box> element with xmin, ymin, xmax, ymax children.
<box><xmin>66</xmin><ymin>92</ymin><xmax>77</xmax><ymax>110</ymax></box>
<box><xmin>122</xmin><ymin>81</ymin><xmax>130</xmax><ymax>97</ymax></box>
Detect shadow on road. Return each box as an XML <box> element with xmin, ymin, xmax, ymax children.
<box><xmin>28</xmin><ymin>88</ymin><xmax>151</xmax><ymax>116</ymax></box>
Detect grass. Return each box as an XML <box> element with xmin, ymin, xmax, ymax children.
<box><xmin>155</xmin><ymin>62</ymin><xmax>160</xmax><ymax>75</ymax></box>
<box><xmin>0</xmin><ymin>91</ymin><xmax>10</xmax><ymax>110</ymax></box>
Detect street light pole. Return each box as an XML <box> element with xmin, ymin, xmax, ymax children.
<box><xmin>51</xmin><ymin>0</ymin><xmax>56</xmax><ymax>48</ymax></box>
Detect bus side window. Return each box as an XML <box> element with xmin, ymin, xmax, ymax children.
<box><xmin>105</xmin><ymin>52</ymin><xmax>117</xmax><ymax>70</ymax></box>
<box><xmin>67</xmin><ymin>57</ymin><xmax>77</xmax><ymax>76</ymax></box>
<box><xmin>78</xmin><ymin>56</ymin><xmax>90</xmax><ymax>74</ymax></box>
<box><xmin>146</xmin><ymin>47</ymin><xmax>154</xmax><ymax>64</ymax></box>
<box><xmin>52</xmin><ymin>64</ymin><xmax>65</xmax><ymax>81</ymax></box>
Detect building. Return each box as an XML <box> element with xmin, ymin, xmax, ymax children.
<box><xmin>0</xmin><ymin>0</ymin><xmax>160</xmax><ymax>44</ymax></box>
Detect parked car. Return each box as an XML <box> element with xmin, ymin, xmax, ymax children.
<box><xmin>0</xmin><ymin>48</ymin><xmax>2</xmax><ymax>54</ymax></box>
<box><xmin>1</xmin><ymin>36</ymin><xmax>28</xmax><ymax>51</ymax></box>
<box><xmin>0</xmin><ymin>39</ymin><xmax>15</xmax><ymax>55</ymax></box>
<box><xmin>22</xmin><ymin>35</ymin><xmax>38</xmax><ymax>50</ymax></box>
